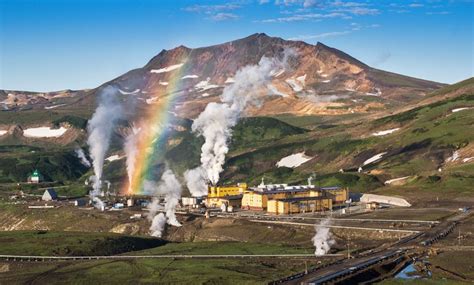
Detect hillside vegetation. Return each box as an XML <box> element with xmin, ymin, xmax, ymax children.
<box><xmin>0</xmin><ymin>231</ymin><xmax>165</xmax><ymax>256</ymax></box>
<box><xmin>0</xmin><ymin>79</ymin><xmax>472</xmax><ymax>200</ymax></box>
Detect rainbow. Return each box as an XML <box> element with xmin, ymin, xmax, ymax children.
<box><xmin>124</xmin><ymin>53</ymin><xmax>191</xmax><ymax>195</ymax></box>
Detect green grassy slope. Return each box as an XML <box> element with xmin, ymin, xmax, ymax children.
<box><xmin>220</xmin><ymin>79</ymin><xmax>474</xmax><ymax>193</ymax></box>
<box><xmin>0</xmin><ymin>237</ymin><xmax>320</xmax><ymax>285</ymax></box>
<box><xmin>0</xmin><ymin>231</ymin><xmax>164</xmax><ymax>256</ymax></box>
<box><xmin>0</xmin><ymin>79</ymin><xmax>472</xmax><ymax>198</ymax></box>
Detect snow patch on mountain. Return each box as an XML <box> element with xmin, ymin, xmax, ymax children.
<box><xmin>362</xmin><ymin>152</ymin><xmax>387</xmax><ymax>166</ymax></box>
<box><xmin>44</xmin><ymin>104</ymin><xmax>66</xmax><ymax>110</ymax></box>
<box><xmin>372</xmin><ymin>128</ymin><xmax>400</xmax><ymax>137</ymax></box>
<box><xmin>366</xmin><ymin>88</ymin><xmax>382</xmax><ymax>96</ymax></box>
<box><xmin>150</xmin><ymin>63</ymin><xmax>184</xmax><ymax>74</ymax></box>
<box><xmin>23</xmin><ymin>127</ymin><xmax>68</xmax><ymax>138</ymax></box>
<box><xmin>268</xmin><ymin>84</ymin><xmax>289</xmax><ymax>97</ymax></box>
<box><xmin>195</xmin><ymin>78</ymin><xmax>220</xmax><ymax>92</ymax></box>
<box><xmin>385</xmin><ymin>176</ymin><xmax>411</xmax><ymax>185</ymax></box>
<box><xmin>146</xmin><ymin>97</ymin><xmax>159</xmax><ymax>104</ymax></box>
<box><xmin>118</xmin><ymin>89</ymin><xmax>140</xmax><ymax>95</ymax></box>
<box><xmin>225</xmin><ymin>77</ymin><xmax>235</xmax><ymax>84</ymax></box>
<box><xmin>159</xmin><ymin>81</ymin><xmax>169</xmax><ymax>86</ymax></box>
<box><xmin>446</xmin><ymin>151</ymin><xmax>459</xmax><ymax>162</ymax></box>
<box><xmin>105</xmin><ymin>154</ymin><xmax>124</xmax><ymax>162</ymax></box>
<box><xmin>276</xmin><ymin>152</ymin><xmax>313</xmax><ymax>168</ymax></box>
<box><xmin>452</xmin><ymin>107</ymin><xmax>472</xmax><ymax>113</ymax></box>
<box><xmin>286</xmin><ymin>78</ymin><xmax>303</xmax><ymax>92</ymax></box>
<box><xmin>182</xmin><ymin>75</ymin><xmax>199</xmax><ymax>79</ymax></box>
<box><xmin>296</xmin><ymin>74</ymin><xmax>306</xmax><ymax>85</ymax></box>
<box><xmin>270</xmin><ymin>69</ymin><xmax>285</xmax><ymax>77</ymax></box>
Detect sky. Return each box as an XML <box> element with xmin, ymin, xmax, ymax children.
<box><xmin>0</xmin><ymin>0</ymin><xmax>472</xmax><ymax>92</ymax></box>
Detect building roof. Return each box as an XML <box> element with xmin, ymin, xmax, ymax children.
<box><xmin>274</xmin><ymin>196</ymin><xmax>331</xmax><ymax>203</ymax></box>
<box><xmin>360</xmin><ymin>194</ymin><xmax>411</xmax><ymax>207</ymax></box>
<box><xmin>42</xmin><ymin>188</ymin><xmax>58</xmax><ymax>200</ymax></box>
<box><xmin>249</xmin><ymin>185</ymin><xmax>342</xmax><ymax>194</ymax></box>
<box><xmin>268</xmin><ymin>189</ymin><xmax>314</xmax><ymax>194</ymax></box>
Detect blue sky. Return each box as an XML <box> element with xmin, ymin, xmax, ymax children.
<box><xmin>0</xmin><ymin>0</ymin><xmax>472</xmax><ymax>92</ymax></box>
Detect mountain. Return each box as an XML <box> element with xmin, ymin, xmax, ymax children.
<box><xmin>0</xmin><ymin>33</ymin><xmax>444</xmax><ymax>120</ymax></box>
<box><xmin>1</xmin><ymin>33</ymin><xmax>472</xmax><ymax>199</ymax></box>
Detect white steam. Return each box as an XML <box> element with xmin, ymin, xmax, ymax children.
<box><xmin>312</xmin><ymin>218</ymin><xmax>335</xmax><ymax>256</ymax></box>
<box><xmin>183</xmin><ymin>167</ymin><xmax>208</xmax><ymax>197</ymax></box>
<box><xmin>124</xmin><ymin>127</ymin><xmax>141</xmax><ymax>193</ymax></box>
<box><xmin>92</xmin><ymin>196</ymin><xmax>105</xmax><ymax>211</ymax></box>
<box><xmin>186</xmin><ymin>49</ymin><xmax>296</xmax><ymax>187</ymax></box>
<box><xmin>87</xmin><ymin>86</ymin><xmax>123</xmax><ymax>197</ymax></box>
<box><xmin>75</xmin><ymin>148</ymin><xmax>91</xmax><ymax>167</ymax></box>
<box><xmin>146</xmin><ymin>168</ymin><xmax>183</xmax><ymax>237</ymax></box>
<box><xmin>150</xmin><ymin>213</ymin><xmax>167</xmax><ymax>237</ymax></box>
<box><xmin>191</xmin><ymin>103</ymin><xmax>235</xmax><ymax>185</ymax></box>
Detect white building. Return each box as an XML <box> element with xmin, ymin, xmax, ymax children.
<box><xmin>42</xmin><ymin>189</ymin><xmax>58</xmax><ymax>201</ymax></box>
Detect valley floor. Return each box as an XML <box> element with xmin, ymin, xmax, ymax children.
<box><xmin>0</xmin><ymin>195</ymin><xmax>472</xmax><ymax>284</ymax></box>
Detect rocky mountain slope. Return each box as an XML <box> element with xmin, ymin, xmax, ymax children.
<box><xmin>1</xmin><ymin>33</ymin><xmax>443</xmax><ymax>120</ymax></box>
<box><xmin>1</xmin><ymin>33</ymin><xmax>472</xmax><ymax>199</ymax></box>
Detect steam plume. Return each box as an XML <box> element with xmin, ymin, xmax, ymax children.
<box><xmin>186</xmin><ymin>49</ymin><xmax>296</xmax><ymax>187</ymax></box>
<box><xmin>75</xmin><ymin>147</ymin><xmax>91</xmax><ymax>167</ymax></box>
<box><xmin>146</xmin><ymin>197</ymin><xmax>161</xmax><ymax>221</ymax></box>
<box><xmin>92</xmin><ymin>196</ymin><xmax>105</xmax><ymax>211</ymax></box>
<box><xmin>183</xmin><ymin>167</ymin><xmax>208</xmax><ymax>197</ymax></box>
<box><xmin>124</xmin><ymin>127</ymin><xmax>141</xmax><ymax>193</ymax></box>
<box><xmin>87</xmin><ymin>86</ymin><xmax>123</xmax><ymax>196</ymax></box>
<box><xmin>150</xmin><ymin>213</ymin><xmax>167</xmax><ymax>237</ymax></box>
<box><xmin>312</xmin><ymin>218</ymin><xmax>335</xmax><ymax>256</ymax></box>
<box><xmin>146</xmin><ymin>168</ymin><xmax>183</xmax><ymax>237</ymax></box>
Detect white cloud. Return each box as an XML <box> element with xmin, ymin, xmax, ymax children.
<box><xmin>184</xmin><ymin>3</ymin><xmax>241</xmax><ymax>21</ymax></box>
<box><xmin>332</xmin><ymin>1</ymin><xmax>367</xmax><ymax>7</ymax></box>
<box><xmin>426</xmin><ymin>11</ymin><xmax>450</xmax><ymax>15</ymax></box>
<box><xmin>289</xmin><ymin>30</ymin><xmax>351</xmax><ymax>40</ymax></box>
<box><xmin>275</xmin><ymin>0</ymin><xmax>301</xmax><ymax>5</ymax></box>
<box><xmin>344</xmin><ymin>7</ymin><xmax>379</xmax><ymax>15</ymax></box>
<box><xmin>260</xmin><ymin>12</ymin><xmax>346</xmax><ymax>23</ymax></box>
<box><xmin>303</xmin><ymin>0</ymin><xmax>318</xmax><ymax>8</ymax></box>
<box><xmin>210</xmin><ymin>13</ymin><xmax>239</xmax><ymax>21</ymax></box>
<box><xmin>183</xmin><ymin>4</ymin><xmax>241</xmax><ymax>13</ymax></box>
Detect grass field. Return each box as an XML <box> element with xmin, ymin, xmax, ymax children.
<box><xmin>0</xmin><ymin>233</ymin><xmax>323</xmax><ymax>284</ymax></box>
<box><xmin>0</xmin><ymin>256</ymin><xmax>324</xmax><ymax>285</ymax></box>
<box><xmin>0</xmin><ymin>231</ymin><xmax>164</xmax><ymax>256</ymax></box>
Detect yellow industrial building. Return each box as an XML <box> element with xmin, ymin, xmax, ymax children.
<box><xmin>205</xmin><ymin>183</ymin><xmax>247</xmax><ymax>208</ymax></box>
<box><xmin>242</xmin><ymin>188</ymin><xmax>320</xmax><ymax>210</ymax></box>
<box><xmin>204</xmin><ymin>181</ymin><xmax>349</xmax><ymax>215</ymax></box>
<box><xmin>321</xmin><ymin>187</ymin><xmax>349</xmax><ymax>204</ymax></box>
<box><xmin>267</xmin><ymin>197</ymin><xmax>333</xmax><ymax>215</ymax></box>
<box><xmin>241</xmin><ymin>183</ymin><xmax>348</xmax><ymax>215</ymax></box>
